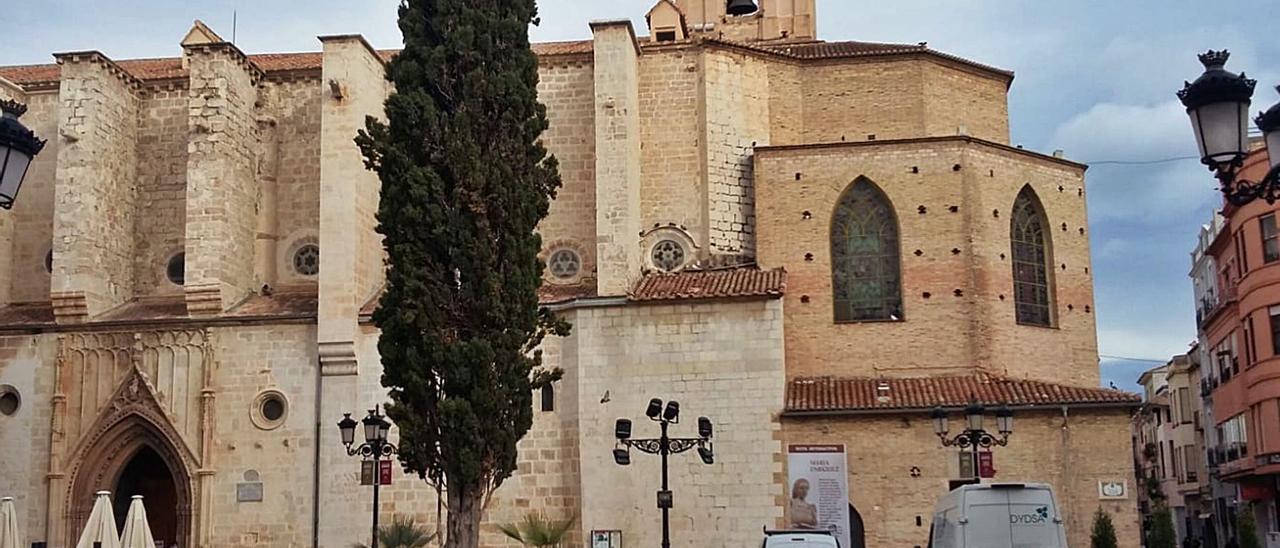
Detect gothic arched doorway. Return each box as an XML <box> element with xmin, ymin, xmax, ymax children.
<box><xmin>67</xmin><ymin>413</ymin><xmax>194</xmax><ymax>548</ymax></box>
<box><xmin>112</xmin><ymin>446</ymin><xmax>180</xmax><ymax>545</ymax></box>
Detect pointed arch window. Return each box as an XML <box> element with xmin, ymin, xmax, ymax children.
<box><xmin>831</xmin><ymin>178</ymin><xmax>902</xmax><ymax>322</ymax></box>
<box><xmin>1011</xmin><ymin>186</ymin><xmax>1054</xmax><ymax>327</ymax></box>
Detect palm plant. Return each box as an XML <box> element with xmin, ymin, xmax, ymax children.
<box><xmin>497</xmin><ymin>512</ymin><xmax>576</xmax><ymax>548</ymax></box>
<box><xmin>351</xmin><ymin>514</ymin><xmax>437</xmax><ymax>548</ymax></box>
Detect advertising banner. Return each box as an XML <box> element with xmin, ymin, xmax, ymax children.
<box><xmin>787</xmin><ymin>444</ymin><xmax>851</xmax><ymax>548</ymax></box>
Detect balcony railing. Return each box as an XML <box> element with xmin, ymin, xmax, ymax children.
<box><xmin>1200</xmin><ymin>286</ymin><xmax>1238</xmax><ymax>328</ymax></box>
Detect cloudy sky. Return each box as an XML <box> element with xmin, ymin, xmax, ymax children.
<box><xmin>4</xmin><ymin>1</ymin><xmax>1279</xmax><ymax>391</ymax></box>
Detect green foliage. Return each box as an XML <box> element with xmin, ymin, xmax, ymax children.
<box><xmin>1145</xmin><ymin>473</ymin><xmax>1166</xmax><ymax>504</ymax></box>
<box><xmin>1090</xmin><ymin>507</ymin><xmax>1118</xmax><ymax>548</ymax></box>
<box><xmin>1147</xmin><ymin>505</ymin><xmax>1177</xmax><ymax>548</ymax></box>
<box><xmin>351</xmin><ymin>515</ymin><xmax>437</xmax><ymax>548</ymax></box>
<box><xmin>356</xmin><ymin>0</ymin><xmax>568</xmax><ymax>544</ymax></box>
<box><xmin>497</xmin><ymin>513</ymin><xmax>576</xmax><ymax>548</ymax></box>
<box><xmin>1239</xmin><ymin>506</ymin><xmax>1261</xmax><ymax>548</ymax></box>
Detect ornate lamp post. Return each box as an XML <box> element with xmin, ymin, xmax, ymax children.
<box><xmin>931</xmin><ymin>401</ymin><xmax>1014</xmax><ymax>480</ymax></box>
<box><xmin>613</xmin><ymin>398</ymin><xmax>714</xmax><ymax>548</ymax></box>
<box><xmin>0</xmin><ymin>99</ymin><xmax>47</xmax><ymax>210</ymax></box>
<box><xmin>1177</xmin><ymin>50</ymin><xmax>1280</xmax><ymax>206</ymax></box>
<box><xmin>338</xmin><ymin>407</ymin><xmax>398</xmax><ymax>548</ymax></box>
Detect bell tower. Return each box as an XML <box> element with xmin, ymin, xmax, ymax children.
<box><xmin>674</xmin><ymin>0</ymin><xmax>815</xmax><ymax>41</ymax></box>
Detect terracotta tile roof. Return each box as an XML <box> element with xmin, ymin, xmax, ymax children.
<box><xmin>229</xmin><ymin>290</ymin><xmax>318</xmax><ymax>317</ymax></box>
<box><xmin>785</xmin><ymin>375</ymin><xmax>1141</xmax><ymax>414</ymax></box>
<box><xmin>538</xmin><ymin>280</ymin><xmax>599</xmax><ymax>305</ymax></box>
<box><xmin>711</xmin><ymin>38</ymin><xmax>1014</xmax><ymax>80</ymax></box>
<box><xmin>94</xmin><ymin>290</ymin><xmax>317</xmax><ymax>322</ymax></box>
<box><xmin>0</xmin><ymin>302</ymin><xmax>56</xmax><ymax>327</ymax></box>
<box><xmin>629</xmin><ymin>267</ymin><xmax>786</xmax><ymax>302</ymax></box>
<box><xmin>531</xmin><ymin>40</ymin><xmax>593</xmax><ymax>56</ymax></box>
<box><xmin>97</xmin><ymin>296</ymin><xmax>189</xmax><ymax>322</ymax></box>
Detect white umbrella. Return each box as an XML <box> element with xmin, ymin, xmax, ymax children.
<box><xmin>118</xmin><ymin>496</ymin><xmax>155</xmax><ymax>548</ymax></box>
<box><xmin>0</xmin><ymin>496</ymin><xmax>21</xmax><ymax>548</ymax></box>
<box><xmin>75</xmin><ymin>491</ymin><xmax>121</xmax><ymax>548</ymax></box>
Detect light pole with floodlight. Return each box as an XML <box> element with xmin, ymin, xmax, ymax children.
<box><xmin>337</xmin><ymin>407</ymin><xmax>398</xmax><ymax>548</ymax></box>
<box><xmin>931</xmin><ymin>401</ymin><xmax>1014</xmax><ymax>481</ymax></box>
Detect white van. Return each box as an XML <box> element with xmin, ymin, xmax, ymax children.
<box><xmin>929</xmin><ymin>483</ymin><xmax>1068</xmax><ymax>548</ymax></box>
<box><xmin>761</xmin><ymin>528</ymin><xmax>840</xmax><ymax>548</ymax></box>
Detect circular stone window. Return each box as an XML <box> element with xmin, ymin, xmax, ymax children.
<box><xmin>250</xmin><ymin>390</ymin><xmax>289</xmax><ymax>430</ymax></box>
<box><xmin>166</xmin><ymin>253</ymin><xmax>186</xmax><ymax>286</ymax></box>
<box><xmin>293</xmin><ymin>244</ymin><xmax>320</xmax><ymax>277</ymax></box>
<box><xmin>651</xmin><ymin>240</ymin><xmax>687</xmax><ymax>272</ymax></box>
<box><xmin>0</xmin><ymin>386</ymin><xmax>20</xmax><ymax>417</ymax></box>
<box><xmin>547</xmin><ymin>249</ymin><xmax>581</xmax><ymax>280</ymax></box>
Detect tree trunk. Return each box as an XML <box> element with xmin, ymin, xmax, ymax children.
<box><xmin>445</xmin><ymin>481</ymin><xmax>484</xmax><ymax>548</ymax></box>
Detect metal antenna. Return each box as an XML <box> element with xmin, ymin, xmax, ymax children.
<box><xmin>232</xmin><ymin>10</ymin><xmax>237</xmax><ymax>44</ymax></box>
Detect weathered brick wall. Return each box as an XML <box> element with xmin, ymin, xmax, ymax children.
<box><xmin>766</xmin><ymin>61</ymin><xmax>803</xmax><ymax>146</ymax></box>
<box><xmin>266</xmin><ymin>79</ymin><xmax>323</xmax><ymax>286</ymax></box>
<box><xmin>134</xmin><ymin>87</ymin><xmax>190</xmax><ymax>296</ymax></box>
<box><xmin>538</xmin><ymin>59</ymin><xmax>598</xmax><ymax>278</ymax></box>
<box><xmin>52</xmin><ymin>53</ymin><xmax>140</xmax><ymax>319</ymax></box>
<box><xmin>963</xmin><ymin>146</ymin><xmax>1098</xmax><ymax>387</ymax></box>
<box><xmin>755</xmin><ymin>138</ymin><xmax>1098</xmax><ymax>384</ymax></box>
<box><xmin>570</xmin><ymin>299</ymin><xmax>786</xmax><ymax>548</ymax></box>
<box><xmin>638</xmin><ymin>48</ymin><xmax>704</xmax><ymax>246</ymax></box>
<box><xmin>801</xmin><ymin>59</ymin><xmax>926</xmax><ymax>143</ymax></box>
<box><xmin>6</xmin><ymin>91</ymin><xmax>59</xmax><ymax>303</ymax></box>
<box><xmin>923</xmin><ymin>62</ymin><xmax>1010</xmax><ymax>144</ymax></box>
<box><xmin>781</xmin><ymin>408</ymin><xmax>1141</xmax><ymax>548</ymax></box>
<box><xmin>703</xmin><ymin>48</ymin><xmax>770</xmax><ymax>257</ymax></box>
<box><xmin>591</xmin><ymin>23</ymin><xmax>643</xmax><ymax>296</ymax></box>
<box><xmin>184</xmin><ymin>45</ymin><xmax>260</xmax><ymax>313</ymax></box>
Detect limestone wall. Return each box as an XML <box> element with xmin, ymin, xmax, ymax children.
<box><xmin>755</xmin><ymin>138</ymin><xmax>1097</xmax><ymax>384</ymax></box>
<box><xmin>703</xmin><ymin>48</ymin><xmax>770</xmax><ymax>257</ymax></box>
<box><xmin>781</xmin><ymin>408</ymin><xmax>1141</xmax><ymax>548</ymax></box>
<box><xmin>6</xmin><ymin>91</ymin><xmax>59</xmax><ymax>303</ymax></box>
<box><xmin>0</xmin><ymin>334</ymin><xmax>58</xmax><ymax>542</ymax></box>
<box><xmin>51</xmin><ymin>53</ymin><xmax>141</xmax><ymax>319</ymax></box>
<box><xmin>569</xmin><ymin>299</ymin><xmax>787</xmax><ymax>548</ymax></box>
<box><xmin>134</xmin><ymin>87</ymin><xmax>191</xmax><ymax>296</ymax></box>
<box><xmin>591</xmin><ymin>23</ymin><xmax>643</xmax><ymax>296</ymax></box>
<box><xmin>537</xmin><ymin>59</ymin><xmax>597</xmax><ymax>278</ymax></box>
<box><xmin>638</xmin><ymin>48</ymin><xmax>704</xmax><ymax>248</ymax></box>
<box><xmin>264</xmin><ymin>79</ymin><xmax>323</xmax><ymax>287</ymax></box>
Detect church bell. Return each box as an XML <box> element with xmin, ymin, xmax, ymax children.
<box><xmin>726</xmin><ymin>0</ymin><xmax>759</xmax><ymax>16</ymax></box>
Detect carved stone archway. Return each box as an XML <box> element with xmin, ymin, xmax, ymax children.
<box><xmin>64</xmin><ymin>367</ymin><xmax>198</xmax><ymax>547</ymax></box>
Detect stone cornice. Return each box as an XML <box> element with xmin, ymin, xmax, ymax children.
<box><xmin>51</xmin><ymin>50</ymin><xmax>144</xmax><ymax>92</ymax></box>
<box><xmin>755</xmin><ymin>135</ymin><xmax>1088</xmax><ymax>171</ymax></box>
<box><xmin>182</xmin><ymin>41</ymin><xmax>266</xmax><ymax>83</ymax></box>
<box><xmin>589</xmin><ymin>19</ymin><xmax>642</xmax><ymax>57</ymax></box>
<box><xmin>318</xmin><ymin>34</ymin><xmax>387</xmax><ymax>67</ymax></box>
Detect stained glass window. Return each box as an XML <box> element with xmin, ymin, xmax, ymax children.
<box><xmin>1011</xmin><ymin>187</ymin><xmax>1053</xmax><ymax>327</ymax></box>
<box><xmin>831</xmin><ymin>179</ymin><xmax>902</xmax><ymax>322</ymax></box>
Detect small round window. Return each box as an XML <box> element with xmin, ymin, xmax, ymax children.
<box><xmin>250</xmin><ymin>390</ymin><xmax>289</xmax><ymax>430</ymax></box>
<box><xmin>293</xmin><ymin>244</ymin><xmax>320</xmax><ymax>276</ymax></box>
<box><xmin>0</xmin><ymin>386</ymin><xmax>20</xmax><ymax>417</ymax></box>
<box><xmin>651</xmin><ymin>240</ymin><xmax>686</xmax><ymax>272</ymax></box>
<box><xmin>548</xmin><ymin>249</ymin><xmax>581</xmax><ymax>280</ymax></box>
<box><xmin>166</xmin><ymin>253</ymin><xmax>186</xmax><ymax>285</ymax></box>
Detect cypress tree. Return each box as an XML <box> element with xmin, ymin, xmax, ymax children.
<box><xmin>356</xmin><ymin>1</ymin><xmax>568</xmax><ymax>546</ymax></box>
<box><xmin>1090</xmin><ymin>507</ymin><xmax>1118</xmax><ymax>548</ymax></box>
<box><xmin>1239</xmin><ymin>506</ymin><xmax>1261</xmax><ymax>548</ymax></box>
<box><xmin>1147</xmin><ymin>504</ymin><xmax>1177</xmax><ymax>548</ymax></box>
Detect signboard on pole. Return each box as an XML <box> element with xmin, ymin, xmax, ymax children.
<box><xmin>379</xmin><ymin>460</ymin><xmax>393</xmax><ymax>485</ymax></box>
<box><xmin>787</xmin><ymin>444</ymin><xmax>851</xmax><ymax>548</ymax></box>
<box><xmin>361</xmin><ymin>460</ymin><xmax>393</xmax><ymax>486</ymax></box>
<box><xmin>361</xmin><ymin>461</ymin><xmax>374</xmax><ymax>486</ymax></box>
<box><xmin>978</xmin><ymin>451</ymin><xmax>996</xmax><ymax>478</ymax></box>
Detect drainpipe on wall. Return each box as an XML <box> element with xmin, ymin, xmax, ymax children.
<box><xmin>312</xmin><ymin>355</ymin><xmax>323</xmax><ymax>548</ymax></box>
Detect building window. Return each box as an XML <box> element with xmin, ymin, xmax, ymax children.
<box><xmin>166</xmin><ymin>253</ymin><xmax>186</xmax><ymax>286</ymax></box>
<box><xmin>250</xmin><ymin>390</ymin><xmax>289</xmax><ymax>430</ymax></box>
<box><xmin>1271</xmin><ymin>306</ymin><xmax>1280</xmax><ymax>356</ymax></box>
<box><xmin>651</xmin><ymin>240</ymin><xmax>687</xmax><ymax>272</ymax></box>
<box><xmin>548</xmin><ymin>249</ymin><xmax>582</xmax><ymax>280</ymax></box>
<box><xmin>1263</xmin><ymin>215</ymin><xmax>1280</xmax><ymax>263</ymax></box>
<box><xmin>1179</xmin><ymin>387</ymin><xmax>1192</xmax><ymax>425</ymax></box>
<box><xmin>831</xmin><ymin>178</ymin><xmax>902</xmax><ymax>322</ymax></box>
<box><xmin>540</xmin><ymin>383</ymin><xmax>555</xmax><ymax>412</ymax></box>
<box><xmin>1011</xmin><ymin>186</ymin><xmax>1053</xmax><ymax>327</ymax></box>
<box><xmin>656</xmin><ymin>30</ymin><xmax>677</xmax><ymax>42</ymax></box>
<box><xmin>0</xmin><ymin>385</ymin><xmax>19</xmax><ymax>416</ymax></box>
<box><xmin>293</xmin><ymin>244</ymin><xmax>320</xmax><ymax>276</ymax></box>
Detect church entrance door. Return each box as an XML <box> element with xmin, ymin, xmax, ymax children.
<box><xmin>112</xmin><ymin>446</ymin><xmax>180</xmax><ymax>546</ymax></box>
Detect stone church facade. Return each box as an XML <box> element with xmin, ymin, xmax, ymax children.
<box><xmin>0</xmin><ymin>1</ymin><xmax>1140</xmax><ymax>547</ymax></box>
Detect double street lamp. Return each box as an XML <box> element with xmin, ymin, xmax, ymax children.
<box><xmin>0</xmin><ymin>99</ymin><xmax>47</xmax><ymax>210</ymax></box>
<box><xmin>613</xmin><ymin>398</ymin><xmax>714</xmax><ymax>548</ymax></box>
<box><xmin>931</xmin><ymin>401</ymin><xmax>1014</xmax><ymax>481</ymax></box>
<box><xmin>1177</xmin><ymin>50</ymin><xmax>1280</xmax><ymax>206</ymax></box>
<box><xmin>337</xmin><ymin>407</ymin><xmax>399</xmax><ymax>548</ymax></box>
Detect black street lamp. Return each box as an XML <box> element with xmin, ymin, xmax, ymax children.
<box><xmin>1177</xmin><ymin>50</ymin><xmax>1280</xmax><ymax>206</ymax></box>
<box><xmin>0</xmin><ymin>99</ymin><xmax>47</xmax><ymax>210</ymax></box>
<box><xmin>613</xmin><ymin>398</ymin><xmax>714</xmax><ymax>548</ymax></box>
<box><xmin>931</xmin><ymin>401</ymin><xmax>1014</xmax><ymax>481</ymax></box>
<box><xmin>338</xmin><ymin>407</ymin><xmax>398</xmax><ymax>548</ymax></box>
